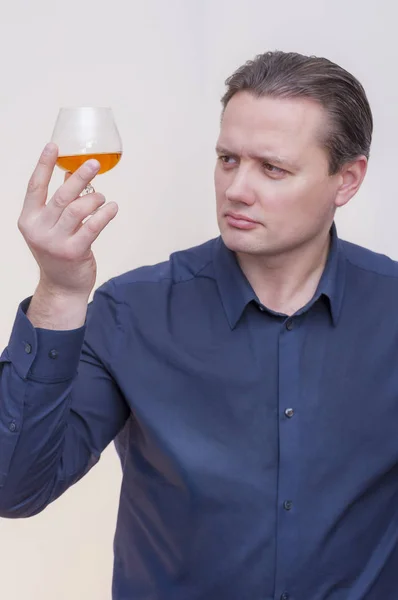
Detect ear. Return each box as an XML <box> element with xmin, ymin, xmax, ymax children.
<box><xmin>334</xmin><ymin>156</ymin><xmax>368</xmax><ymax>208</ymax></box>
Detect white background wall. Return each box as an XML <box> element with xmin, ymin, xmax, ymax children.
<box><xmin>0</xmin><ymin>0</ymin><xmax>396</xmax><ymax>598</ymax></box>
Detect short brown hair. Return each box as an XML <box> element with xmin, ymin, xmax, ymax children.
<box><xmin>221</xmin><ymin>51</ymin><xmax>373</xmax><ymax>174</ymax></box>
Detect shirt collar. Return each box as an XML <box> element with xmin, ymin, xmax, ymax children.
<box><xmin>212</xmin><ymin>237</ymin><xmax>258</xmax><ymax>330</ymax></box>
<box><xmin>313</xmin><ymin>221</ymin><xmax>346</xmax><ymax>326</ymax></box>
<box><xmin>213</xmin><ymin>222</ymin><xmax>346</xmax><ymax>329</ymax></box>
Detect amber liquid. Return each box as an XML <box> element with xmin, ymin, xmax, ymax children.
<box><xmin>56</xmin><ymin>152</ymin><xmax>122</xmax><ymax>175</ymax></box>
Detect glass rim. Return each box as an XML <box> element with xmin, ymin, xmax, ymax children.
<box><xmin>57</xmin><ymin>106</ymin><xmax>114</xmax><ymax>112</ymax></box>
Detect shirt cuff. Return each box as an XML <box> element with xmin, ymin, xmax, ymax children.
<box><xmin>6</xmin><ymin>297</ymin><xmax>86</xmax><ymax>382</ymax></box>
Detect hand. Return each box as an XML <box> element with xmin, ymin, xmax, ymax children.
<box><xmin>18</xmin><ymin>143</ymin><xmax>119</xmax><ymax>300</ymax></box>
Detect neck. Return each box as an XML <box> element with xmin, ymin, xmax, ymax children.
<box><xmin>237</xmin><ymin>228</ymin><xmax>332</xmax><ymax>316</ymax></box>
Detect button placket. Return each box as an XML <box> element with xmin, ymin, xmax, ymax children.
<box><xmin>274</xmin><ymin>312</ymin><xmax>301</xmax><ymax>595</ymax></box>
<box><xmin>285</xmin><ymin>319</ymin><xmax>294</xmax><ymax>331</ymax></box>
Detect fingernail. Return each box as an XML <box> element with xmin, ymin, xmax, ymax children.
<box><xmin>86</xmin><ymin>159</ymin><xmax>100</xmax><ymax>171</ymax></box>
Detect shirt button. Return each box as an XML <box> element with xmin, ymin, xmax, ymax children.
<box><xmin>24</xmin><ymin>342</ymin><xmax>32</xmax><ymax>354</ymax></box>
<box><xmin>285</xmin><ymin>408</ymin><xmax>294</xmax><ymax>418</ymax></box>
<box><xmin>9</xmin><ymin>421</ymin><xmax>17</xmax><ymax>433</ymax></box>
<box><xmin>48</xmin><ymin>349</ymin><xmax>58</xmax><ymax>359</ymax></box>
<box><xmin>283</xmin><ymin>500</ymin><xmax>293</xmax><ymax>511</ymax></box>
<box><xmin>258</xmin><ymin>304</ymin><xmax>265</xmax><ymax>312</ymax></box>
<box><xmin>285</xmin><ymin>319</ymin><xmax>294</xmax><ymax>331</ymax></box>
<box><xmin>280</xmin><ymin>593</ymin><xmax>290</xmax><ymax>600</ymax></box>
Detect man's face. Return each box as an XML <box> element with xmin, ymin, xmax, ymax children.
<box><xmin>215</xmin><ymin>92</ymin><xmax>344</xmax><ymax>257</ymax></box>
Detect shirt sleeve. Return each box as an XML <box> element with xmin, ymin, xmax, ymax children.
<box><xmin>0</xmin><ymin>279</ymin><xmax>130</xmax><ymax>518</ymax></box>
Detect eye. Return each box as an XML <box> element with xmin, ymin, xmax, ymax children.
<box><xmin>263</xmin><ymin>162</ymin><xmax>286</xmax><ymax>177</ymax></box>
<box><xmin>218</xmin><ymin>155</ymin><xmax>238</xmax><ymax>167</ymax></box>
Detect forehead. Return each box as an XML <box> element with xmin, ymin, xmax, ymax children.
<box><xmin>219</xmin><ymin>92</ymin><xmax>329</xmax><ymax>161</ymax></box>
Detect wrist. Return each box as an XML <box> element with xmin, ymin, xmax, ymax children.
<box><xmin>27</xmin><ymin>283</ymin><xmax>90</xmax><ymax>330</ymax></box>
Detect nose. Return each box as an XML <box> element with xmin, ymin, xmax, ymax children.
<box><xmin>225</xmin><ymin>167</ymin><xmax>256</xmax><ymax>206</ymax></box>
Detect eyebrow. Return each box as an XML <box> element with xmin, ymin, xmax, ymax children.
<box><xmin>215</xmin><ymin>145</ymin><xmax>298</xmax><ymax>171</ymax></box>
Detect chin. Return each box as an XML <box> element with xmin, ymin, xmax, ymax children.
<box><xmin>220</xmin><ymin>227</ymin><xmax>266</xmax><ymax>255</ymax></box>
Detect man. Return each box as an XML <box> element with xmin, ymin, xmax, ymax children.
<box><xmin>0</xmin><ymin>50</ymin><xmax>395</xmax><ymax>599</ymax></box>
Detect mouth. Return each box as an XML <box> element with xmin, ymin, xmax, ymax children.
<box><xmin>224</xmin><ymin>212</ymin><xmax>259</xmax><ymax>230</ymax></box>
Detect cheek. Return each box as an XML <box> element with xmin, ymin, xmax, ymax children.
<box><xmin>255</xmin><ymin>180</ymin><xmax>295</xmax><ymax>212</ymax></box>
<box><xmin>214</xmin><ymin>169</ymin><xmax>229</xmax><ymax>203</ymax></box>
<box><xmin>297</xmin><ymin>175</ymin><xmax>337</xmax><ymax>212</ymax></box>
<box><xmin>266</xmin><ymin>176</ymin><xmax>331</xmax><ymax>215</ymax></box>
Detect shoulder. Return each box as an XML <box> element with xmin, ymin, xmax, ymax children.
<box><xmin>340</xmin><ymin>238</ymin><xmax>398</xmax><ymax>280</ymax></box>
<box><xmin>101</xmin><ymin>238</ymin><xmax>218</xmax><ymax>298</ymax></box>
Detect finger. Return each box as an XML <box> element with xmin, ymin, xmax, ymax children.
<box><xmin>42</xmin><ymin>159</ymin><xmax>100</xmax><ymax>228</ymax></box>
<box><xmin>64</xmin><ymin>172</ymin><xmax>72</xmax><ymax>183</ymax></box>
<box><xmin>22</xmin><ymin>143</ymin><xmax>58</xmax><ymax>215</ymax></box>
<box><xmin>55</xmin><ymin>193</ymin><xmax>106</xmax><ymax>235</ymax></box>
<box><xmin>71</xmin><ymin>202</ymin><xmax>119</xmax><ymax>252</ymax></box>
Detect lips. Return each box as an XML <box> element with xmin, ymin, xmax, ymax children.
<box><xmin>225</xmin><ymin>212</ymin><xmax>259</xmax><ymax>230</ymax></box>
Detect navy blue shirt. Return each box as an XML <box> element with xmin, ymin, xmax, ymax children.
<box><xmin>2</xmin><ymin>224</ymin><xmax>398</xmax><ymax>599</ymax></box>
